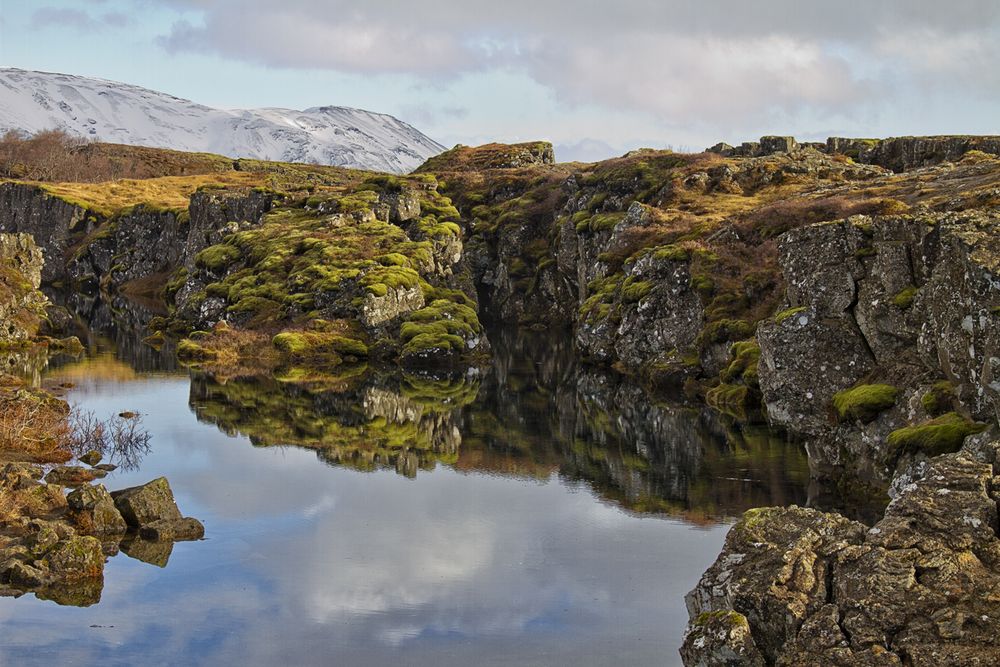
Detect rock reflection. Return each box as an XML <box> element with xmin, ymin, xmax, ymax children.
<box><xmin>189</xmin><ymin>326</ymin><xmax>810</xmax><ymax>522</ymax></box>
<box><xmin>48</xmin><ymin>290</ymin><xmax>180</xmax><ymax>373</ymax></box>
<box><xmin>189</xmin><ymin>370</ymin><xmax>477</xmax><ymax>478</ymax></box>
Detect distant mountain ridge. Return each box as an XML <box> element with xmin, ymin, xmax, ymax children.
<box><xmin>0</xmin><ymin>68</ymin><xmax>445</xmax><ymax>173</ymax></box>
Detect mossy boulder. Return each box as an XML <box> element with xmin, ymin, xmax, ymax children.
<box><xmin>832</xmin><ymin>384</ymin><xmax>898</xmax><ymax>423</ymax></box>
<box><xmin>272</xmin><ymin>331</ymin><xmax>369</xmax><ymax>361</ymax></box>
<box><xmin>886</xmin><ymin>412</ymin><xmax>987</xmax><ymax>459</ymax></box>
<box><xmin>42</xmin><ymin>536</ymin><xmax>104</xmax><ymax>579</ymax></box>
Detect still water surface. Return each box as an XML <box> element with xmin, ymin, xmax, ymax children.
<box><xmin>0</xmin><ymin>317</ymin><xmax>809</xmax><ymax>666</ymax></box>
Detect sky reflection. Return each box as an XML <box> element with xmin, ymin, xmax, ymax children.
<box><xmin>0</xmin><ymin>371</ymin><xmax>728</xmax><ymax>666</ymax></box>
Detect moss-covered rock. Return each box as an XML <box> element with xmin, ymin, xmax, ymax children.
<box><xmin>832</xmin><ymin>384</ymin><xmax>898</xmax><ymax>423</ymax></box>
<box><xmin>885</xmin><ymin>412</ymin><xmax>987</xmax><ymax>458</ymax></box>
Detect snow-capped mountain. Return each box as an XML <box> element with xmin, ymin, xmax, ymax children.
<box><xmin>0</xmin><ymin>68</ymin><xmax>445</xmax><ymax>173</ymax></box>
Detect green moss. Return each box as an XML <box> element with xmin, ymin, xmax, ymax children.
<box><xmin>588</xmin><ymin>212</ymin><xmax>625</xmax><ymax>232</ymax></box>
<box><xmin>886</xmin><ymin>412</ymin><xmax>987</xmax><ymax>458</ymax></box>
<box><xmin>377</xmin><ymin>253</ymin><xmax>411</xmax><ymax>267</ymax></box>
<box><xmin>774</xmin><ymin>306</ymin><xmax>807</xmax><ymax>324</ymax></box>
<box><xmin>272</xmin><ymin>331</ymin><xmax>369</xmax><ymax>359</ymax></box>
<box><xmin>892</xmin><ymin>286</ymin><xmax>918</xmax><ymax>310</ymax></box>
<box><xmin>921</xmin><ymin>381</ymin><xmax>956</xmax><ymax>417</ymax></box>
<box><xmin>621</xmin><ymin>278</ymin><xmax>652</xmax><ymax>303</ymax></box>
<box><xmin>401</xmin><ymin>332</ymin><xmax>465</xmax><ymax>356</ymax></box>
<box><xmin>336</xmin><ymin>190</ymin><xmax>379</xmax><ymax>215</ymax></box>
<box><xmin>195</xmin><ymin>244</ymin><xmax>241</xmax><ymax>271</ymax></box>
<box><xmin>649</xmin><ymin>244</ymin><xmax>690</xmax><ymax>262</ymax></box>
<box><xmin>832</xmin><ymin>384</ymin><xmax>898</xmax><ymax>423</ymax></box>
<box><xmin>706</xmin><ymin>383</ymin><xmax>750</xmax><ymax>418</ymax></box>
<box><xmin>720</xmin><ymin>340</ymin><xmax>760</xmax><ymax>386</ymax></box>
<box><xmin>360</xmin><ymin>266</ymin><xmax>421</xmax><ymax>296</ymax></box>
<box><xmin>698</xmin><ymin>319</ymin><xmax>754</xmax><ymax>345</ymax></box>
<box><xmin>690</xmin><ymin>274</ymin><xmax>715</xmax><ymax>296</ymax></box>
<box><xmin>176</xmin><ymin>339</ymin><xmax>217</xmax><ymax>361</ymax></box>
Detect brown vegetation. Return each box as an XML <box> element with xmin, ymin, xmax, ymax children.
<box><xmin>0</xmin><ymin>375</ymin><xmax>72</xmax><ymax>462</ymax></box>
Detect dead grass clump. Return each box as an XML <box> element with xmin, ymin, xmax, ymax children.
<box><xmin>0</xmin><ymin>383</ymin><xmax>72</xmax><ymax>461</ymax></box>
<box><xmin>738</xmin><ymin>195</ymin><xmax>903</xmax><ymax>239</ymax></box>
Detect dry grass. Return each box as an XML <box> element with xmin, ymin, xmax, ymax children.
<box><xmin>0</xmin><ymin>378</ymin><xmax>72</xmax><ymax>462</ymax></box>
<box><xmin>177</xmin><ymin>325</ymin><xmax>281</xmax><ymax>378</ymax></box>
<box><xmin>36</xmin><ymin>172</ymin><xmax>265</xmax><ymax>217</ymax></box>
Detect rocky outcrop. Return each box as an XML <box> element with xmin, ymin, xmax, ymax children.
<box><xmin>0</xmin><ymin>232</ymin><xmax>47</xmax><ymax>342</ymax></box>
<box><xmin>69</xmin><ymin>188</ymin><xmax>276</xmax><ymax>291</ymax></box>
<box><xmin>111</xmin><ymin>477</ymin><xmax>203</xmax><ymax>539</ymax></box>
<box><xmin>756</xmin><ymin>212</ymin><xmax>1000</xmax><ymax>491</ymax></box>
<box><xmin>855</xmin><ymin>136</ymin><xmax>1000</xmax><ymax>173</ymax></box>
<box><xmin>182</xmin><ymin>188</ymin><xmax>275</xmax><ymax>269</ymax></box>
<box><xmin>1</xmin><ymin>464</ymin><xmax>204</xmax><ymax>606</ymax></box>
<box><xmin>709</xmin><ymin>134</ymin><xmax>1000</xmax><ymax>172</ymax></box>
<box><xmin>682</xmin><ymin>443</ymin><xmax>1000</xmax><ymax>665</ymax></box>
<box><xmin>0</xmin><ymin>183</ymin><xmax>88</xmax><ymax>283</ymax></box>
<box><xmin>0</xmin><ymin>182</ymin><xmax>275</xmax><ymax>291</ymax></box>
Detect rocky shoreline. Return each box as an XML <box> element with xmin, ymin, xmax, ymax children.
<box><xmin>0</xmin><ymin>231</ymin><xmax>203</xmax><ymax>606</ymax></box>
<box><xmin>1</xmin><ymin>467</ymin><xmax>203</xmax><ymax>606</ymax></box>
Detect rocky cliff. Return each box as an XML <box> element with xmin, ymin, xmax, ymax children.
<box><xmin>0</xmin><ymin>232</ymin><xmax>47</xmax><ymax>343</ymax></box>
<box><xmin>710</xmin><ymin>134</ymin><xmax>1000</xmax><ymax>172</ymax></box>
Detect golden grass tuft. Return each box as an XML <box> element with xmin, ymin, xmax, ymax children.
<box><xmin>37</xmin><ymin>172</ymin><xmax>265</xmax><ymax>217</ymax></box>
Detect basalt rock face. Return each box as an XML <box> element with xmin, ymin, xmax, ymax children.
<box><xmin>708</xmin><ymin>134</ymin><xmax>1000</xmax><ymax>172</ymax></box>
<box><xmin>683</xmin><ymin>443</ymin><xmax>1000</xmax><ymax>666</ymax></box>
<box><xmin>0</xmin><ymin>184</ymin><xmax>88</xmax><ymax>283</ymax></box>
<box><xmin>0</xmin><ymin>182</ymin><xmax>275</xmax><ymax>291</ymax></box>
<box><xmin>68</xmin><ymin>189</ymin><xmax>276</xmax><ymax>291</ymax></box>
<box><xmin>858</xmin><ymin>136</ymin><xmax>1000</xmax><ymax>173</ymax></box>
<box><xmin>756</xmin><ymin>212</ymin><xmax>1000</xmax><ymax>492</ymax></box>
<box><xmin>182</xmin><ymin>189</ymin><xmax>275</xmax><ymax>270</ymax></box>
<box><xmin>0</xmin><ymin>232</ymin><xmax>47</xmax><ymax>342</ymax></box>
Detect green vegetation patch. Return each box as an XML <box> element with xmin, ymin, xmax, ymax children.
<box><xmin>886</xmin><ymin>412</ymin><xmax>987</xmax><ymax>458</ymax></box>
<box><xmin>195</xmin><ymin>244</ymin><xmax>241</xmax><ymax>272</ymax></box>
<box><xmin>921</xmin><ymin>381</ymin><xmax>956</xmax><ymax>417</ymax></box>
<box><xmin>721</xmin><ymin>340</ymin><xmax>760</xmax><ymax>386</ymax></box>
<box><xmin>892</xmin><ymin>286</ymin><xmax>918</xmax><ymax>310</ymax></box>
<box><xmin>272</xmin><ymin>331</ymin><xmax>369</xmax><ymax>360</ymax></box>
<box><xmin>832</xmin><ymin>383</ymin><xmax>898</xmax><ymax>423</ymax></box>
<box><xmin>774</xmin><ymin>306</ymin><xmax>807</xmax><ymax>324</ymax></box>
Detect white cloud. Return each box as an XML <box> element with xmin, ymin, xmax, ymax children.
<box><xmin>148</xmin><ymin>0</ymin><xmax>1000</xmax><ymax>131</ymax></box>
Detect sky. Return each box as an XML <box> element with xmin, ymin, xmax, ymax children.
<box><xmin>1</xmin><ymin>0</ymin><xmax>999</xmax><ymax>161</ymax></box>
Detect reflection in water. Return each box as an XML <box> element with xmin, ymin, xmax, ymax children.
<box><xmin>189</xmin><ymin>371</ymin><xmax>474</xmax><ymax>477</ymax></box>
<box><xmin>49</xmin><ymin>290</ymin><xmax>180</xmax><ymax>373</ymax></box>
<box><xmin>189</xmin><ymin>326</ymin><xmax>809</xmax><ymax>522</ymax></box>
<box><xmin>1</xmin><ymin>302</ymin><xmax>815</xmax><ymax>666</ymax></box>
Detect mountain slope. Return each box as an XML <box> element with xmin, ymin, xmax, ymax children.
<box><xmin>0</xmin><ymin>68</ymin><xmax>444</xmax><ymax>173</ymax></box>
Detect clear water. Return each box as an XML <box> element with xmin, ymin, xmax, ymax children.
<box><xmin>0</xmin><ymin>316</ymin><xmax>809</xmax><ymax>666</ymax></box>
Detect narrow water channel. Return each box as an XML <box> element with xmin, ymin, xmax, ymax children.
<box><xmin>0</xmin><ymin>300</ymin><xmax>810</xmax><ymax>666</ymax></box>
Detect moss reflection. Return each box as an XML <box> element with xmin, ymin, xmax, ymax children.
<box><xmin>186</xmin><ymin>327</ymin><xmax>813</xmax><ymax>522</ymax></box>
<box><xmin>189</xmin><ymin>370</ymin><xmax>478</xmax><ymax>478</ymax></box>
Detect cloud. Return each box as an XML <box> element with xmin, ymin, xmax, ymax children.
<box><xmin>147</xmin><ymin>0</ymin><xmax>1000</xmax><ymax>130</ymax></box>
<box><xmin>29</xmin><ymin>6</ymin><xmax>133</xmax><ymax>32</ymax></box>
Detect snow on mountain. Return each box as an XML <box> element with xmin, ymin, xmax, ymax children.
<box><xmin>0</xmin><ymin>68</ymin><xmax>445</xmax><ymax>174</ymax></box>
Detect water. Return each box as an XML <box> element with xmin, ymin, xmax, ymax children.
<box><xmin>0</xmin><ymin>310</ymin><xmax>810</xmax><ymax>666</ymax></box>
